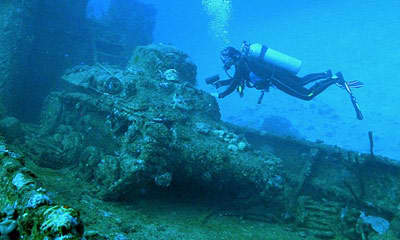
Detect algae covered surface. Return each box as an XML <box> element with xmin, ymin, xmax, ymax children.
<box><xmin>31</xmin><ymin>162</ymin><xmax>311</xmax><ymax>240</ymax></box>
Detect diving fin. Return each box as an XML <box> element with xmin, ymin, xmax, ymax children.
<box><xmin>337</xmin><ymin>80</ymin><xmax>364</xmax><ymax>89</ymax></box>
<box><xmin>343</xmin><ymin>81</ymin><xmax>363</xmax><ymax>120</ymax></box>
<box><xmin>350</xmin><ymin>94</ymin><xmax>363</xmax><ymax>120</ymax></box>
<box><xmin>335</xmin><ymin>73</ymin><xmax>364</xmax><ymax>120</ymax></box>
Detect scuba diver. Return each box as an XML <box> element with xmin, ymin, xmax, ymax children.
<box><xmin>206</xmin><ymin>41</ymin><xmax>364</xmax><ymax>120</ymax></box>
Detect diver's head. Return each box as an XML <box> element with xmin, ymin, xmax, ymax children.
<box><xmin>220</xmin><ymin>47</ymin><xmax>241</xmax><ymax>71</ymax></box>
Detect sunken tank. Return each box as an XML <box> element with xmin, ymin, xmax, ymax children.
<box><xmin>0</xmin><ymin>44</ymin><xmax>400</xmax><ymax>239</ymax></box>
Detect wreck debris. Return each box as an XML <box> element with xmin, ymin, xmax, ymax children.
<box><xmin>0</xmin><ymin>140</ymin><xmax>84</xmax><ymax>239</ymax></box>
<box><xmin>21</xmin><ymin>44</ymin><xmax>282</xmax><ymax>205</ymax></box>
<box><xmin>162</xmin><ymin>69</ymin><xmax>179</xmax><ymax>82</ymax></box>
<box><xmin>368</xmin><ymin>131</ymin><xmax>374</xmax><ymax>157</ymax></box>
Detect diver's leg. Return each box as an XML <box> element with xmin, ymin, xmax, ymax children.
<box><xmin>273</xmin><ymin>78</ymin><xmax>315</xmax><ymax>100</ymax></box>
<box><xmin>305</xmin><ymin>78</ymin><xmax>339</xmax><ymax>99</ymax></box>
<box><xmin>300</xmin><ymin>70</ymin><xmax>332</xmax><ymax>85</ymax></box>
<box><xmin>273</xmin><ymin>77</ymin><xmax>338</xmax><ymax>100</ymax></box>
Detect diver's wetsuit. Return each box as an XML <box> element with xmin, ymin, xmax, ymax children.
<box><xmin>270</xmin><ymin>71</ymin><xmax>338</xmax><ymax>100</ymax></box>
<box><xmin>213</xmin><ymin>58</ymin><xmax>250</xmax><ymax>98</ymax></box>
<box><xmin>209</xmin><ymin>56</ymin><xmax>338</xmax><ymax>100</ymax></box>
<box><xmin>207</xmin><ymin>43</ymin><xmax>364</xmax><ymax>120</ymax></box>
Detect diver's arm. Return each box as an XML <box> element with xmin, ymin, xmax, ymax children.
<box><xmin>214</xmin><ymin>79</ymin><xmax>234</xmax><ymax>89</ymax></box>
<box><xmin>205</xmin><ymin>75</ymin><xmax>220</xmax><ymax>84</ymax></box>
<box><xmin>219</xmin><ymin>59</ymin><xmax>252</xmax><ymax>98</ymax></box>
<box><xmin>218</xmin><ymin>69</ymin><xmax>246</xmax><ymax>98</ymax></box>
<box><xmin>218</xmin><ymin>77</ymin><xmax>240</xmax><ymax>98</ymax></box>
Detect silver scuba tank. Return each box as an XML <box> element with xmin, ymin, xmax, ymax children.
<box><xmin>248</xmin><ymin>43</ymin><xmax>302</xmax><ymax>75</ymax></box>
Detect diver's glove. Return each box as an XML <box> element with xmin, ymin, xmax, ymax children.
<box><xmin>205</xmin><ymin>75</ymin><xmax>220</xmax><ymax>85</ymax></box>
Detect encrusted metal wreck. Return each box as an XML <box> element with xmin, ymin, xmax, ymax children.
<box><xmin>1</xmin><ymin>43</ymin><xmax>395</xmax><ymax>239</ymax></box>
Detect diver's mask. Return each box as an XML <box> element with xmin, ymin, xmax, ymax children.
<box><xmin>220</xmin><ymin>47</ymin><xmax>241</xmax><ymax>72</ymax></box>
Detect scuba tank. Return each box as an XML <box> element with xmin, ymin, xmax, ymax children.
<box><xmin>247</xmin><ymin>43</ymin><xmax>302</xmax><ymax>75</ymax></box>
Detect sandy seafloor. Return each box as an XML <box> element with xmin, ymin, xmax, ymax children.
<box><xmin>30</xmin><ymin>161</ymin><xmax>318</xmax><ymax>240</ymax></box>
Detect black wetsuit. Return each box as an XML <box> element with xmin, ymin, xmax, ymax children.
<box><xmin>268</xmin><ymin>70</ymin><xmax>338</xmax><ymax>101</ymax></box>
<box><xmin>210</xmin><ymin>56</ymin><xmax>339</xmax><ymax>100</ymax></box>
<box><xmin>214</xmin><ymin>58</ymin><xmax>250</xmax><ymax>98</ymax></box>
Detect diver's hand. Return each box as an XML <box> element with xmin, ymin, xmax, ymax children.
<box><xmin>205</xmin><ymin>75</ymin><xmax>220</xmax><ymax>85</ymax></box>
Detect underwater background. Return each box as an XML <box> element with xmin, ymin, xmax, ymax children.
<box><xmin>138</xmin><ymin>0</ymin><xmax>400</xmax><ymax>160</ymax></box>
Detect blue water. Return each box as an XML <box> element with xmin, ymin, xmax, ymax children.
<box><xmin>90</xmin><ymin>0</ymin><xmax>400</xmax><ymax>160</ymax></box>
